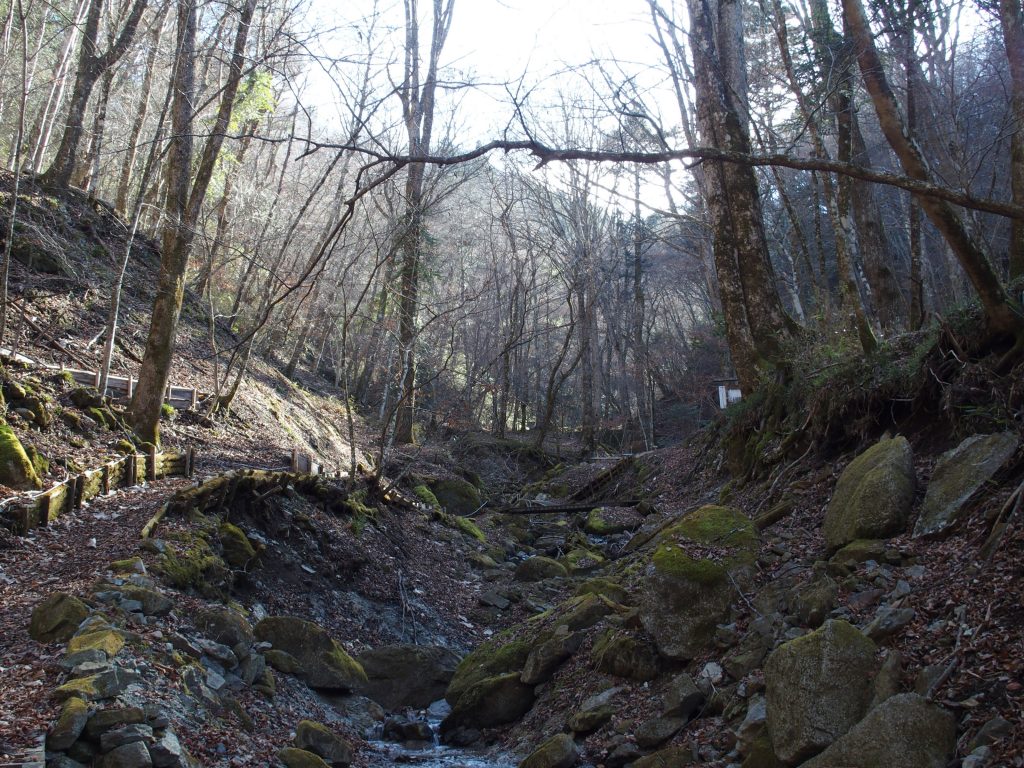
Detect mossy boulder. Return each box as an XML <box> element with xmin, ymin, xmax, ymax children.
<box><xmin>278</xmin><ymin>747</ymin><xmax>331</xmax><ymax>768</ymax></box>
<box><xmin>254</xmin><ymin>616</ymin><xmax>366</xmax><ymax>691</ymax></box>
<box><xmin>800</xmin><ymin>694</ymin><xmax>955</xmax><ymax>768</ymax></box>
<box><xmin>46</xmin><ymin>696</ymin><xmax>90</xmax><ymax>751</ymax></box>
<box><xmin>67</xmin><ymin>627</ymin><xmax>125</xmax><ymax>658</ymax></box>
<box><xmin>356</xmin><ymin>644</ymin><xmax>459</xmax><ymax>710</ymax></box>
<box><xmin>765</xmin><ymin>620</ymin><xmax>879</xmax><ymax>764</ymax></box>
<box><xmin>574</xmin><ymin>578</ymin><xmax>630</xmax><ymax>605</ymax></box>
<box><xmin>560</xmin><ymin>548</ymin><xmax>605</xmax><ymax>572</ymax></box>
<box><xmin>441</xmin><ymin>672</ymin><xmax>535</xmax><ymax>735</ymax></box>
<box><xmin>592</xmin><ymin>630</ymin><xmax>659</xmax><ymax>681</ymax></box>
<box><xmin>519</xmin><ymin>733</ymin><xmax>579</xmax><ymax>768</ymax></box>
<box><xmin>639</xmin><ymin>505</ymin><xmax>759</xmax><ymax>660</ymax></box>
<box><xmin>823</xmin><ymin>437</ymin><xmax>915</xmax><ymax>551</ymax></box>
<box><xmin>829</xmin><ymin>539</ymin><xmax>890</xmax><ymax>567</ymax></box>
<box><xmin>195</xmin><ymin>605</ymin><xmax>254</xmax><ymax>647</ymax></box>
<box><xmin>0</xmin><ymin>420</ymin><xmax>41</xmax><ymax>489</ymax></box>
<box><xmin>218</xmin><ymin>522</ymin><xmax>258</xmax><ymax>568</ymax></box>
<box><xmin>515</xmin><ymin>556</ymin><xmax>568</xmax><ymax>582</ymax></box>
<box><xmin>428</xmin><ymin>477</ymin><xmax>482</xmax><ymax>516</ymax></box>
<box><xmin>521</xmin><ymin>631</ymin><xmax>583</xmax><ymax>685</ymax></box>
<box><xmin>446</xmin><ymin>633</ymin><xmax>539</xmax><ymax>707</ymax></box>
<box><xmin>29</xmin><ymin>593</ymin><xmax>89</xmax><ymax>643</ymax></box>
<box><xmin>914</xmin><ymin>432</ymin><xmax>1018</xmax><ymax>537</ymax></box>
<box><xmin>294</xmin><ymin>720</ymin><xmax>353</xmax><ymax>766</ymax></box>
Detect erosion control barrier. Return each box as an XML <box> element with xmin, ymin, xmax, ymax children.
<box><xmin>9</xmin><ymin>447</ymin><xmax>196</xmax><ymax>533</ymax></box>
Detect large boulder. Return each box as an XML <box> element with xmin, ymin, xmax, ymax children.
<box><xmin>428</xmin><ymin>477</ymin><xmax>482</xmax><ymax>516</ymax></box>
<box><xmin>356</xmin><ymin>644</ymin><xmax>459</xmax><ymax>710</ymax></box>
<box><xmin>801</xmin><ymin>694</ymin><xmax>955</xmax><ymax>768</ymax></box>
<box><xmin>30</xmin><ymin>593</ymin><xmax>90</xmax><ymax>643</ymax></box>
<box><xmin>823</xmin><ymin>437</ymin><xmax>915</xmax><ymax>551</ymax></box>
<box><xmin>254</xmin><ymin>616</ymin><xmax>366</xmax><ymax>691</ymax></box>
<box><xmin>592</xmin><ymin>630</ymin><xmax>659</xmax><ymax>681</ymax></box>
<box><xmin>914</xmin><ymin>433</ymin><xmax>1018</xmax><ymax>537</ymax></box>
<box><xmin>765</xmin><ymin>620</ymin><xmax>879</xmax><ymax>765</ymax></box>
<box><xmin>294</xmin><ymin>720</ymin><xmax>353</xmax><ymax>767</ymax></box>
<box><xmin>445</xmin><ymin>632</ymin><xmax>539</xmax><ymax>709</ymax></box>
<box><xmin>195</xmin><ymin>606</ymin><xmax>254</xmax><ymax>648</ymax></box>
<box><xmin>441</xmin><ymin>672</ymin><xmax>535</xmax><ymax>735</ymax></box>
<box><xmin>515</xmin><ymin>556</ymin><xmax>568</xmax><ymax>582</ymax></box>
<box><xmin>639</xmin><ymin>505</ymin><xmax>759</xmax><ymax>660</ymax></box>
<box><xmin>519</xmin><ymin>733</ymin><xmax>579</xmax><ymax>768</ymax></box>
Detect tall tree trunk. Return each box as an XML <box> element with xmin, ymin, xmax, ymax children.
<box><xmin>130</xmin><ymin>0</ymin><xmax>256</xmax><ymax>443</ymax></box>
<box><xmin>392</xmin><ymin>0</ymin><xmax>454</xmax><ymax>444</ymax></box>
<box><xmin>41</xmin><ymin>0</ymin><xmax>148</xmax><ymax>188</ymax></box>
<box><xmin>843</xmin><ymin>0</ymin><xmax>1024</xmax><ymax>342</ymax></box>
<box><xmin>685</xmin><ymin>0</ymin><xmax>796</xmax><ymax>391</ymax></box>
<box><xmin>1001</xmin><ymin>0</ymin><xmax>1024</xmax><ymax>281</ymax></box>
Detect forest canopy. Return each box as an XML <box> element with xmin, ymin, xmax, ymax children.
<box><xmin>0</xmin><ymin>0</ymin><xmax>1021</xmax><ymax>455</ymax></box>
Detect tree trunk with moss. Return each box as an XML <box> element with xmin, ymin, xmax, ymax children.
<box><xmin>1001</xmin><ymin>0</ymin><xmax>1024</xmax><ymax>281</ymax></box>
<box><xmin>686</xmin><ymin>0</ymin><xmax>796</xmax><ymax>391</ymax></box>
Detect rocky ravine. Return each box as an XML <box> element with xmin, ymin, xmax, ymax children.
<box><xmin>4</xmin><ymin>427</ymin><xmax>1024</xmax><ymax>768</ymax></box>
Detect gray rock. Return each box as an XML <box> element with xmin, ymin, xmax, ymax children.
<box><xmin>479</xmin><ymin>590</ymin><xmax>511</xmax><ymax>610</ymax></box>
<box><xmin>196</xmin><ymin>639</ymin><xmax>238</xmax><ymax>669</ymax></box>
<box><xmin>99</xmin><ymin>724</ymin><xmax>153</xmax><ymax>753</ymax></box>
<box><xmin>914</xmin><ymin>433</ymin><xmax>1018</xmax><ymax>537</ymax></box>
<box><xmin>382</xmin><ymin>715</ymin><xmax>433</xmax><ymax>743</ymax></box>
<box><xmin>662</xmin><ymin>673</ymin><xmax>704</xmax><ymax>719</ymax></box>
<box><xmin>47</xmin><ymin>697</ymin><xmax>90</xmax><ymax>751</ymax></box>
<box><xmin>60</xmin><ymin>649</ymin><xmax>107</xmax><ymax>671</ymax></box>
<box><xmin>865</xmin><ymin>605</ymin><xmax>915</xmax><ymax>641</ymax></box>
<box><xmin>635</xmin><ymin>717</ymin><xmax>685</xmax><ymax>749</ymax></box>
<box><xmin>735</xmin><ymin>695</ymin><xmax>766</xmax><ymax>756</ymax></box>
<box><xmin>96</xmin><ymin>741</ymin><xmax>152</xmax><ymax>768</ymax></box>
<box><xmin>969</xmin><ymin>717</ymin><xmax>1012</xmax><ymax>751</ymax></box>
<box><xmin>800</xmin><ymin>693</ymin><xmax>955</xmax><ymax>768</ymax></box>
<box><xmin>194</xmin><ymin>606</ymin><xmax>254</xmax><ymax>648</ymax></box>
<box><xmin>823</xmin><ymin>437</ymin><xmax>916</xmax><ymax>551</ymax></box>
<box><xmin>870</xmin><ymin>651</ymin><xmax>903</xmax><ymax>709</ymax></box>
<box><xmin>568</xmin><ymin>687</ymin><xmax>622</xmax><ymax>733</ymax></box>
<box><xmin>765</xmin><ymin>620</ymin><xmax>878</xmax><ymax>764</ymax></box>
<box><xmin>519</xmin><ymin>733</ymin><xmax>579</xmax><ymax>768</ymax></box>
<box><xmin>149</xmin><ymin>731</ymin><xmax>186</xmax><ymax>768</ymax></box>
<box><xmin>294</xmin><ymin>720</ymin><xmax>353</xmax><ymax>766</ymax></box>
<box><xmin>962</xmin><ymin>746</ymin><xmax>993</xmax><ymax>768</ymax></box>
<box><xmin>356</xmin><ymin>644</ymin><xmax>459</xmax><ymax>710</ymax></box>
<box><xmin>254</xmin><ymin>616</ymin><xmax>366</xmax><ymax>692</ymax></box>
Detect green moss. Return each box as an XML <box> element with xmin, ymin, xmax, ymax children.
<box><xmin>652</xmin><ymin>505</ymin><xmax>758</xmax><ymax>586</ymax></box>
<box><xmin>109</xmin><ymin>556</ymin><xmax>144</xmax><ymax>573</ymax></box>
<box><xmin>67</xmin><ymin>628</ymin><xmax>124</xmax><ymax>657</ymax></box>
<box><xmin>156</xmin><ymin>530</ymin><xmax>231</xmax><ymax>597</ymax></box>
<box><xmin>161</xmin><ymin>403</ymin><xmax>176</xmax><ymax>419</ymax></box>
<box><xmin>115</xmin><ymin>439</ymin><xmax>135</xmax><ymax>455</ymax></box>
<box><xmin>25</xmin><ymin>444</ymin><xmax>49</xmax><ymax>477</ymax></box>
<box><xmin>86</xmin><ymin>407</ymin><xmax>109</xmax><ymax>429</ymax></box>
<box><xmin>219</xmin><ymin>522</ymin><xmax>257</xmax><ymax>568</ymax></box>
<box><xmin>414</xmin><ymin>484</ymin><xmax>441</xmax><ymax>510</ymax></box>
<box><xmin>428</xmin><ymin>477</ymin><xmax>482</xmax><ymax>515</ymax></box>
<box><xmin>0</xmin><ymin>420</ymin><xmax>41</xmax><ymax>489</ymax></box>
<box><xmin>446</xmin><ymin>633</ymin><xmax>538</xmax><ymax>706</ymax></box>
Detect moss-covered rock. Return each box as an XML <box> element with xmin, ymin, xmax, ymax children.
<box><xmin>413</xmin><ymin>485</ymin><xmax>441</xmax><ymax>510</ymax></box>
<box><xmin>800</xmin><ymin>694</ymin><xmax>955</xmax><ymax>768</ymax></box>
<box><xmin>441</xmin><ymin>672</ymin><xmax>535</xmax><ymax>735</ymax></box>
<box><xmin>428</xmin><ymin>477</ymin><xmax>482</xmax><ymax>516</ymax></box>
<box><xmin>560</xmin><ymin>548</ymin><xmax>604</xmax><ymax>572</ymax></box>
<box><xmin>914</xmin><ymin>432</ymin><xmax>1018</xmax><ymax>537</ymax></box>
<box><xmin>294</xmin><ymin>720</ymin><xmax>353</xmax><ymax>766</ymax></box>
<box><xmin>218</xmin><ymin>522</ymin><xmax>257</xmax><ymax>568</ymax></box>
<box><xmin>46</xmin><ymin>696</ymin><xmax>90</xmax><ymax>751</ymax></box>
<box><xmin>0</xmin><ymin>420</ymin><xmax>41</xmax><ymax>489</ymax></box>
<box><xmin>254</xmin><ymin>616</ymin><xmax>366</xmax><ymax>691</ymax></box>
<box><xmin>829</xmin><ymin>539</ymin><xmax>891</xmax><ymax>567</ymax></box>
<box><xmin>519</xmin><ymin>733</ymin><xmax>579</xmax><ymax>768</ymax></box>
<box><xmin>639</xmin><ymin>505</ymin><xmax>759</xmax><ymax>660</ymax></box>
<box><xmin>574</xmin><ymin>578</ymin><xmax>630</xmax><ymax>605</ymax></box>
<box><xmin>278</xmin><ymin>747</ymin><xmax>331</xmax><ymax>768</ymax></box>
<box><xmin>156</xmin><ymin>532</ymin><xmax>231</xmax><ymax>598</ymax></box>
<box><xmin>446</xmin><ymin>633</ymin><xmax>539</xmax><ymax>707</ymax></box>
<box><xmin>515</xmin><ymin>556</ymin><xmax>568</xmax><ymax>582</ymax></box>
<box><xmin>823</xmin><ymin>437</ymin><xmax>915</xmax><ymax>551</ymax></box>
<box><xmin>765</xmin><ymin>619</ymin><xmax>879</xmax><ymax>764</ymax></box>
<box><xmin>67</xmin><ymin>627</ymin><xmax>125</xmax><ymax>658</ymax></box>
<box><xmin>29</xmin><ymin>593</ymin><xmax>89</xmax><ymax>643</ymax></box>
<box><xmin>592</xmin><ymin>630</ymin><xmax>659</xmax><ymax>681</ymax></box>
<box><xmin>583</xmin><ymin>508</ymin><xmax>635</xmax><ymax>535</ymax></box>
<box><xmin>195</xmin><ymin>605</ymin><xmax>254</xmax><ymax>647</ymax></box>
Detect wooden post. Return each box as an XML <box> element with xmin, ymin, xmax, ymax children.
<box><xmin>39</xmin><ymin>494</ymin><xmax>51</xmax><ymax>528</ymax></box>
<box><xmin>102</xmin><ymin>465</ymin><xmax>110</xmax><ymax>494</ymax></box>
<box><xmin>190</xmin><ymin>388</ymin><xmax>198</xmax><ymax>408</ymax></box>
<box><xmin>290</xmin><ymin>449</ymin><xmax>299</xmax><ymax>473</ymax></box>
<box><xmin>73</xmin><ymin>475</ymin><xmax>85</xmax><ymax>510</ymax></box>
<box><xmin>147</xmin><ymin>445</ymin><xmax>158</xmax><ymax>481</ymax></box>
<box><xmin>128</xmin><ymin>377</ymin><xmax>134</xmax><ymax>397</ymax></box>
<box><xmin>186</xmin><ymin>446</ymin><xmax>195</xmax><ymax>478</ymax></box>
<box><xmin>124</xmin><ymin>455</ymin><xmax>135</xmax><ymax>488</ymax></box>
<box><xmin>94</xmin><ymin>370</ymin><xmax>101</xmax><ymax>389</ymax></box>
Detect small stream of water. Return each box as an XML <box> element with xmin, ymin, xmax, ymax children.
<box><xmin>366</xmin><ymin>713</ymin><xmax>515</xmax><ymax>768</ymax></box>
